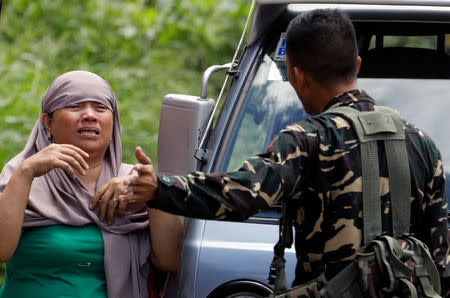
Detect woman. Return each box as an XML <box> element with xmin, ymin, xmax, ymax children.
<box><xmin>0</xmin><ymin>70</ymin><xmax>183</xmax><ymax>298</ymax></box>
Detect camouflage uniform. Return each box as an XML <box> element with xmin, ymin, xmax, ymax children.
<box><xmin>149</xmin><ymin>90</ymin><xmax>449</xmax><ymax>290</ymax></box>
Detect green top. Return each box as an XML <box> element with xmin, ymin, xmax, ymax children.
<box><xmin>0</xmin><ymin>224</ymin><xmax>106</xmax><ymax>298</ymax></box>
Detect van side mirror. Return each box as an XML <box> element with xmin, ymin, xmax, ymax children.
<box><xmin>157</xmin><ymin>63</ymin><xmax>231</xmax><ymax>175</ymax></box>
<box><xmin>157</xmin><ymin>94</ymin><xmax>215</xmax><ymax>175</ymax></box>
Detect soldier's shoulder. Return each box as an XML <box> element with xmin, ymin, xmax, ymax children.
<box><xmin>281</xmin><ymin>114</ymin><xmax>339</xmax><ymax>135</ymax></box>
<box><xmin>404</xmin><ymin>120</ymin><xmax>436</xmax><ymax>144</ymax></box>
<box><xmin>403</xmin><ymin>120</ymin><xmax>442</xmax><ymax>160</ymax></box>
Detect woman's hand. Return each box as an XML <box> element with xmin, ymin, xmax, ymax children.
<box><xmin>21</xmin><ymin>143</ymin><xmax>89</xmax><ymax>179</ymax></box>
<box><xmin>89</xmin><ymin>175</ymin><xmax>133</xmax><ymax>225</ymax></box>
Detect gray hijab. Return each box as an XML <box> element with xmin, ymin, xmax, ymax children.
<box><xmin>0</xmin><ymin>70</ymin><xmax>150</xmax><ymax>298</ymax></box>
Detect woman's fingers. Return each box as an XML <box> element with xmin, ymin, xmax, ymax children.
<box><xmin>98</xmin><ymin>183</ymin><xmax>117</xmax><ymax>222</ymax></box>
<box><xmin>57</xmin><ymin>152</ymin><xmax>87</xmax><ymax>177</ymax></box>
<box><xmin>106</xmin><ymin>196</ymin><xmax>120</xmax><ymax>225</ymax></box>
<box><xmin>29</xmin><ymin>144</ymin><xmax>90</xmax><ymax>178</ymax></box>
<box><xmin>91</xmin><ymin>177</ymin><xmax>131</xmax><ymax>225</ymax></box>
<box><xmin>59</xmin><ymin>145</ymin><xmax>89</xmax><ymax>170</ymax></box>
<box><xmin>90</xmin><ymin>183</ymin><xmax>108</xmax><ymax>209</ymax></box>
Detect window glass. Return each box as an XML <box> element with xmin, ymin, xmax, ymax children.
<box><xmin>222</xmin><ymin>64</ymin><xmax>450</xmax><ymax>217</ymax></box>
<box><xmin>223</xmin><ymin>55</ymin><xmax>304</xmax><ymax>172</ymax></box>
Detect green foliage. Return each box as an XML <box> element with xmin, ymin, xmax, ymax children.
<box><xmin>0</xmin><ymin>0</ymin><xmax>250</xmax><ymax>167</ymax></box>
<box><xmin>0</xmin><ymin>0</ymin><xmax>249</xmax><ymax>286</ymax></box>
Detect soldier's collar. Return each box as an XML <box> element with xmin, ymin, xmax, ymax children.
<box><xmin>323</xmin><ymin>89</ymin><xmax>375</xmax><ymax>111</ymax></box>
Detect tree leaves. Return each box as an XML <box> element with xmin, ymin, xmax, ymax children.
<box><xmin>0</xmin><ymin>0</ymin><xmax>250</xmax><ymax>167</ymax></box>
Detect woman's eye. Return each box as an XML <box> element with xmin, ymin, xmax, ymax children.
<box><xmin>96</xmin><ymin>105</ymin><xmax>108</xmax><ymax>111</ymax></box>
<box><xmin>67</xmin><ymin>105</ymin><xmax>80</xmax><ymax>109</ymax></box>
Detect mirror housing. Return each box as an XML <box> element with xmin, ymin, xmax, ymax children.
<box><xmin>157</xmin><ymin>94</ymin><xmax>215</xmax><ymax>175</ymax></box>
<box><xmin>157</xmin><ymin>63</ymin><xmax>232</xmax><ymax>175</ymax></box>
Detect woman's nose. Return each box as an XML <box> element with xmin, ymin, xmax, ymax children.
<box><xmin>81</xmin><ymin>107</ymin><xmax>97</xmax><ymax>121</ymax></box>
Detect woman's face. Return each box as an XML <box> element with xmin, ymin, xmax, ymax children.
<box><xmin>43</xmin><ymin>101</ymin><xmax>113</xmax><ymax>156</ymax></box>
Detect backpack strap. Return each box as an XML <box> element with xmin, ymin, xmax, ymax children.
<box><xmin>268</xmin><ymin>199</ymin><xmax>294</xmax><ymax>293</ymax></box>
<box><xmin>404</xmin><ymin>235</ymin><xmax>442</xmax><ymax>297</ymax></box>
<box><xmin>322</xmin><ymin>106</ymin><xmax>410</xmax><ymax>242</ymax></box>
<box><xmin>269</xmin><ymin>105</ymin><xmax>412</xmax><ymax>295</ymax></box>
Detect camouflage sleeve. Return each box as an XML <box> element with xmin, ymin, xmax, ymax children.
<box><xmin>149</xmin><ymin>125</ymin><xmax>313</xmax><ymax>221</ymax></box>
<box><xmin>424</xmin><ymin>152</ymin><xmax>449</xmax><ymax>295</ymax></box>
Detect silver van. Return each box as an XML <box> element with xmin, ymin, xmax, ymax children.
<box><xmin>157</xmin><ymin>1</ymin><xmax>450</xmax><ymax>297</ymax></box>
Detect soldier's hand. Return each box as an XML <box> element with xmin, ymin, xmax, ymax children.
<box><xmin>118</xmin><ymin>147</ymin><xmax>159</xmax><ymax>205</ymax></box>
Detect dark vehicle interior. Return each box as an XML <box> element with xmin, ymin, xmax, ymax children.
<box><xmin>357</xmin><ymin>22</ymin><xmax>450</xmax><ymax>79</ymax></box>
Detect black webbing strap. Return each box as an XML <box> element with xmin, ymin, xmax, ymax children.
<box><xmin>269</xmin><ymin>199</ymin><xmax>293</xmax><ymax>293</ymax></box>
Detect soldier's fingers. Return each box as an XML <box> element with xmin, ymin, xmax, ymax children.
<box><xmin>135</xmin><ymin>147</ymin><xmax>152</xmax><ymax>165</ymax></box>
<box><xmin>117</xmin><ymin>200</ymin><xmax>129</xmax><ymax>217</ymax></box>
<box><xmin>133</xmin><ymin>163</ymin><xmax>154</xmax><ymax>176</ymax></box>
<box><xmin>118</xmin><ymin>192</ymin><xmax>135</xmax><ymax>202</ymax></box>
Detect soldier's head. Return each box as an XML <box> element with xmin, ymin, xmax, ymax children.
<box><xmin>285</xmin><ymin>9</ymin><xmax>361</xmax><ymax>114</ymax></box>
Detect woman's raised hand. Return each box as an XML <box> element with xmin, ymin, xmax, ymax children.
<box><xmin>21</xmin><ymin>143</ymin><xmax>89</xmax><ymax>179</ymax></box>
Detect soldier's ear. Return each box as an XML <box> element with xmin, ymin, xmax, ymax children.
<box><xmin>293</xmin><ymin>65</ymin><xmax>305</xmax><ymax>88</ymax></box>
<box><xmin>355</xmin><ymin>56</ymin><xmax>362</xmax><ymax>76</ymax></box>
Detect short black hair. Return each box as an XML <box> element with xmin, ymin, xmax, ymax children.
<box><xmin>286</xmin><ymin>9</ymin><xmax>358</xmax><ymax>84</ymax></box>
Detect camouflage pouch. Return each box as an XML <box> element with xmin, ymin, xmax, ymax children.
<box><xmin>269</xmin><ymin>234</ymin><xmax>441</xmax><ymax>298</ymax></box>
<box><xmin>357</xmin><ymin>234</ymin><xmax>441</xmax><ymax>298</ymax></box>
<box><xmin>269</xmin><ymin>274</ymin><xmax>327</xmax><ymax>298</ymax></box>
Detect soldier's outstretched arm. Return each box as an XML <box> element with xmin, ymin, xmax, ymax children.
<box><xmin>143</xmin><ymin>129</ymin><xmax>310</xmax><ymax>221</ymax></box>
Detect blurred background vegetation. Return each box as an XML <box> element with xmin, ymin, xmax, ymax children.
<box><xmin>0</xmin><ymin>0</ymin><xmax>250</xmax><ymax>286</ymax></box>
<box><xmin>0</xmin><ymin>0</ymin><xmax>250</xmax><ymax>168</ymax></box>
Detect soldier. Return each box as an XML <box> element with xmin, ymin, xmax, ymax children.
<box><xmin>92</xmin><ymin>9</ymin><xmax>449</xmax><ymax>295</ymax></box>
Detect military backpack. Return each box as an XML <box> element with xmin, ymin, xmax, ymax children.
<box><xmin>268</xmin><ymin>106</ymin><xmax>441</xmax><ymax>298</ymax></box>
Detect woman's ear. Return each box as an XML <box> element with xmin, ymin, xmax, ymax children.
<box><xmin>41</xmin><ymin>113</ymin><xmax>52</xmax><ymax>139</ymax></box>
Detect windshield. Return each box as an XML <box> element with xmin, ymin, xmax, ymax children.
<box><xmin>221</xmin><ymin>53</ymin><xmax>450</xmax><ymax>212</ymax></box>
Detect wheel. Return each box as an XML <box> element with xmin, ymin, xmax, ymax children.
<box><xmin>208</xmin><ymin>280</ymin><xmax>273</xmax><ymax>298</ymax></box>
<box><xmin>225</xmin><ymin>291</ymin><xmax>267</xmax><ymax>298</ymax></box>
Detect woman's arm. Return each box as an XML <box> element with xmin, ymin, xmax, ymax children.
<box><xmin>0</xmin><ymin>163</ymin><xmax>35</xmax><ymax>262</ymax></box>
<box><xmin>148</xmin><ymin>208</ymin><xmax>184</xmax><ymax>272</ymax></box>
<box><xmin>0</xmin><ymin>144</ymin><xmax>89</xmax><ymax>262</ymax></box>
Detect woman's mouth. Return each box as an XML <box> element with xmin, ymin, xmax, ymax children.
<box><xmin>78</xmin><ymin>128</ymin><xmax>100</xmax><ymax>135</ymax></box>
